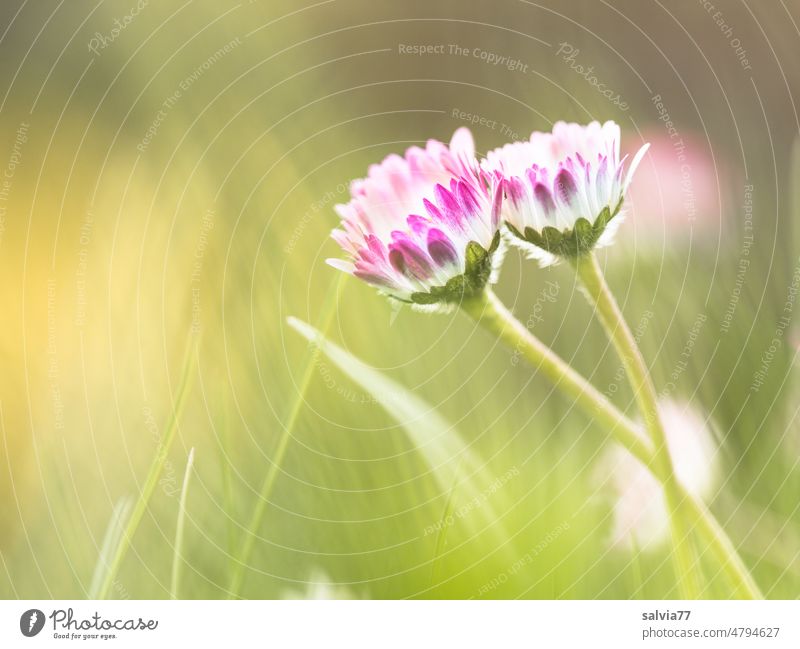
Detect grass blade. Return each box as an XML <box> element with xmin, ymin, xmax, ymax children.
<box><xmin>286</xmin><ymin>317</ymin><xmax>504</xmax><ymax>538</ymax></box>
<box><xmin>170</xmin><ymin>447</ymin><xmax>195</xmax><ymax>599</ymax></box>
<box><xmin>88</xmin><ymin>498</ymin><xmax>132</xmax><ymax>599</ymax></box>
<box><xmin>430</xmin><ymin>460</ymin><xmax>465</xmax><ymax>586</ymax></box>
<box><xmin>95</xmin><ymin>336</ymin><xmax>197</xmax><ymax>599</ymax></box>
<box><xmin>227</xmin><ymin>274</ymin><xmax>344</xmax><ymax>598</ymax></box>
<box><xmin>216</xmin><ymin>395</ymin><xmax>237</xmax><ymax>574</ymax></box>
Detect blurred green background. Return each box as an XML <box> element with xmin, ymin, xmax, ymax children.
<box><xmin>1</xmin><ymin>0</ymin><xmax>799</xmax><ymax>599</ymax></box>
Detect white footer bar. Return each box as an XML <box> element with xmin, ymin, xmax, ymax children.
<box><xmin>1</xmin><ymin>600</ymin><xmax>798</xmax><ymax>647</ymax></box>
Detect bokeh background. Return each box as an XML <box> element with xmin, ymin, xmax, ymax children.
<box><xmin>1</xmin><ymin>0</ymin><xmax>799</xmax><ymax>599</ymax></box>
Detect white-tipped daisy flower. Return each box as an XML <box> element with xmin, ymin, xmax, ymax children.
<box><xmin>327</xmin><ymin>129</ymin><xmax>504</xmax><ymax>311</ymax></box>
<box><xmin>484</xmin><ymin>120</ymin><xmax>649</xmax><ymax>265</ymax></box>
<box><xmin>596</xmin><ymin>400</ymin><xmax>720</xmax><ymax>551</ymax></box>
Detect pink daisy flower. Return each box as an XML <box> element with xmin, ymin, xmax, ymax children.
<box><xmin>484</xmin><ymin>121</ymin><xmax>649</xmax><ymax>265</ymax></box>
<box><xmin>327</xmin><ymin>129</ymin><xmax>504</xmax><ymax>310</ymax></box>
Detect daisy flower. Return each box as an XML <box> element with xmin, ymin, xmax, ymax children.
<box><xmin>327</xmin><ymin>129</ymin><xmax>503</xmax><ymax>310</ymax></box>
<box><xmin>484</xmin><ymin>120</ymin><xmax>649</xmax><ymax>265</ymax></box>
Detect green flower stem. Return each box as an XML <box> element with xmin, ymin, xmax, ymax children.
<box><xmin>572</xmin><ymin>252</ymin><xmax>738</xmax><ymax>599</ymax></box>
<box><xmin>571</xmin><ymin>252</ymin><xmax>702</xmax><ymax>598</ymax></box>
<box><xmin>460</xmin><ymin>288</ymin><xmax>655</xmax><ymax>473</ymax></box>
<box><xmin>679</xmin><ymin>486</ymin><xmax>764</xmax><ymax>599</ymax></box>
<box><xmin>461</xmin><ymin>284</ymin><xmax>762</xmax><ymax>599</ymax></box>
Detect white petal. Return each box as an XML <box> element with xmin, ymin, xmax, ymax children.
<box><xmin>624</xmin><ymin>142</ymin><xmax>650</xmax><ymax>191</ymax></box>
<box><xmin>449</xmin><ymin>127</ymin><xmax>475</xmax><ymax>161</ymax></box>
<box><xmin>326</xmin><ymin>258</ymin><xmax>355</xmax><ymax>273</ymax></box>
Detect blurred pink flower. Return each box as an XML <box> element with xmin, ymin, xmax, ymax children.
<box><xmin>622</xmin><ymin>130</ymin><xmax>721</xmax><ymax>245</ymax></box>
<box><xmin>596</xmin><ymin>400</ymin><xmax>720</xmax><ymax>552</ymax></box>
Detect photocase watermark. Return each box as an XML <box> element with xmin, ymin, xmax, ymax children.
<box><xmin>750</xmin><ymin>257</ymin><xmax>800</xmax><ymax>392</ymax></box>
<box><xmin>600</xmin><ymin>309</ymin><xmax>654</xmax><ymax>400</ymax></box>
<box><xmin>660</xmin><ymin>312</ymin><xmax>707</xmax><ymax>399</ymax></box>
<box><xmin>450</xmin><ymin>108</ymin><xmax>520</xmax><ymax>141</ymax></box>
<box><xmin>284</xmin><ymin>183</ymin><xmax>348</xmax><ymax>254</ymax></box>
<box><xmin>313</xmin><ymin>352</ymin><xmax>402</xmax><ymax>407</ymax></box>
<box><xmin>75</xmin><ymin>209</ymin><xmax>93</xmax><ymax>328</ymax></box>
<box><xmin>452</xmin><ymin>43</ymin><xmax>529</xmax><ymax>73</ymax></box>
<box><xmin>137</xmin><ymin>37</ymin><xmax>241</xmax><ymax>152</ymax></box>
<box><xmin>143</xmin><ymin>406</ymin><xmax>180</xmax><ymax>497</ymax></box>
<box><xmin>651</xmin><ymin>94</ymin><xmax>698</xmax><ymax>224</ymax></box>
<box><xmin>698</xmin><ymin>1</ymin><xmax>753</xmax><ymax>71</ymax></box>
<box><xmin>720</xmin><ymin>184</ymin><xmax>754</xmax><ymax>333</ymax></box>
<box><xmin>191</xmin><ymin>208</ymin><xmax>215</xmax><ymax>334</ymax></box>
<box><xmin>112</xmin><ymin>579</ymin><xmax>130</xmax><ymax>600</ymax></box>
<box><xmin>0</xmin><ymin>121</ymin><xmax>30</xmax><ymax>245</ymax></box>
<box><xmin>475</xmin><ymin>520</ymin><xmax>571</xmax><ymax>597</ymax></box>
<box><xmin>555</xmin><ymin>43</ymin><xmax>629</xmax><ymax>111</ymax></box>
<box><xmin>400</xmin><ymin>40</ymin><xmax>630</xmax><ymax>113</ymax></box>
<box><xmin>397</xmin><ymin>43</ymin><xmax>529</xmax><ymax>73</ymax></box>
<box><xmin>87</xmin><ymin>0</ymin><xmax>149</xmax><ymax>56</ymax></box>
<box><xmin>36</xmin><ymin>608</ymin><xmax>158</xmax><ymax>640</ymax></box>
<box><xmin>422</xmin><ymin>466</ymin><xmax>520</xmax><ymax>537</ymax></box>
<box><xmin>47</xmin><ymin>279</ymin><xmax>65</xmax><ymax>431</ymax></box>
<box><xmin>510</xmin><ymin>281</ymin><xmax>560</xmax><ymax>367</ymax></box>
<box><xmin>20</xmin><ymin>609</ymin><xmax>45</xmax><ymax>637</ymax></box>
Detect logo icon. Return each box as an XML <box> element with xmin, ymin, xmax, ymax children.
<box><xmin>20</xmin><ymin>609</ymin><xmax>45</xmax><ymax>637</ymax></box>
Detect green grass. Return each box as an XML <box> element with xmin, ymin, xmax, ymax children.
<box><xmin>170</xmin><ymin>447</ymin><xmax>195</xmax><ymax>599</ymax></box>
<box><xmin>95</xmin><ymin>338</ymin><xmax>197</xmax><ymax>600</ymax></box>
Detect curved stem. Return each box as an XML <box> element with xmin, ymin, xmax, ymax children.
<box><xmin>572</xmin><ymin>252</ymin><xmax>701</xmax><ymax>598</ymax></box>
<box><xmin>679</xmin><ymin>486</ymin><xmax>764</xmax><ymax>599</ymax></box>
<box><xmin>460</xmin><ymin>289</ymin><xmax>655</xmax><ymax>473</ymax></box>
<box><xmin>572</xmin><ymin>252</ymin><xmax>748</xmax><ymax>599</ymax></box>
<box><xmin>462</xmin><ymin>283</ymin><xmax>762</xmax><ymax>599</ymax></box>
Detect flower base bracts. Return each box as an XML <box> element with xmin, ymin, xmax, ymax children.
<box><xmin>410</xmin><ymin>231</ymin><xmax>502</xmax><ymax>306</ymax></box>
<box><xmin>506</xmin><ymin>198</ymin><xmax>622</xmax><ymax>259</ymax></box>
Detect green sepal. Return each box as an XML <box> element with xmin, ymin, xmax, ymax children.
<box><xmin>506</xmin><ymin>222</ymin><xmax>525</xmax><ymax>241</ymax></box>
<box><xmin>594</xmin><ymin>205</ymin><xmax>612</xmax><ymax>232</ymax></box>
<box><xmin>410</xmin><ymin>231</ymin><xmax>500</xmax><ymax>306</ymax></box>
<box><xmin>509</xmin><ymin>198</ymin><xmax>624</xmax><ymax>258</ymax></box>
<box><xmin>541</xmin><ymin>226</ymin><xmax>563</xmax><ymax>250</ymax></box>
